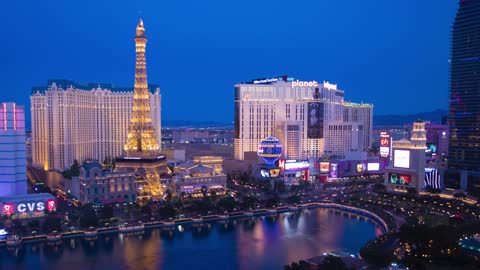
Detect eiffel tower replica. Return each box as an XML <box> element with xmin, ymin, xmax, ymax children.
<box><xmin>116</xmin><ymin>18</ymin><xmax>166</xmax><ymax>199</ymax></box>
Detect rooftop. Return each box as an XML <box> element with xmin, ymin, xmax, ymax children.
<box><xmin>31</xmin><ymin>79</ymin><xmax>159</xmax><ymax>95</ymax></box>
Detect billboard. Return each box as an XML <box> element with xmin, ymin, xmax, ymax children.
<box><xmin>367</xmin><ymin>162</ymin><xmax>380</xmax><ymax>171</ymax></box>
<box><xmin>379</xmin><ymin>131</ymin><xmax>391</xmax><ymax>158</ymax></box>
<box><xmin>307</xmin><ymin>102</ymin><xmax>324</xmax><ymax>139</ymax></box>
<box><xmin>283</xmin><ymin>160</ymin><xmax>309</xmax><ymax>171</ymax></box>
<box><xmin>260</xmin><ymin>169</ymin><xmax>270</xmax><ymax>178</ymax></box>
<box><xmin>330</xmin><ymin>163</ymin><xmax>338</xmax><ymax>178</ymax></box>
<box><xmin>389</xmin><ymin>173</ymin><xmax>411</xmax><ymax>185</ymax></box>
<box><xmin>320</xmin><ymin>162</ymin><xmax>330</xmax><ymax>173</ymax></box>
<box><xmin>356</xmin><ymin>163</ymin><xmax>366</xmax><ymax>173</ymax></box>
<box><xmin>269</xmin><ymin>168</ymin><xmax>281</xmax><ymax>178</ymax></box>
<box><xmin>393</xmin><ymin>150</ymin><xmax>410</xmax><ymax>168</ymax></box>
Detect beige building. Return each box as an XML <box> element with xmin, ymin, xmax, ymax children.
<box><xmin>71</xmin><ymin>161</ymin><xmax>137</xmax><ymax>205</ymax></box>
<box><xmin>30</xmin><ymin>80</ymin><xmax>161</xmax><ymax>171</ymax></box>
<box><xmin>234</xmin><ymin>77</ymin><xmax>373</xmax><ymax>160</ymax></box>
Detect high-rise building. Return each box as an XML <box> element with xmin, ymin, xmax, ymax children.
<box><xmin>447</xmin><ymin>0</ymin><xmax>480</xmax><ymax>194</ymax></box>
<box><xmin>0</xmin><ymin>102</ymin><xmax>27</xmax><ymax>196</ymax></box>
<box><xmin>30</xmin><ymin>20</ymin><xmax>163</xmax><ymax>172</ymax></box>
<box><xmin>234</xmin><ymin>76</ymin><xmax>373</xmax><ymax>160</ymax></box>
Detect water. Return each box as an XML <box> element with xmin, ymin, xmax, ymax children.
<box><xmin>0</xmin><ymin>208</ymin><xmax>382</xmax><ymax>270</ymax></box>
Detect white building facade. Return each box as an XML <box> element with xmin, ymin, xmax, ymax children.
<box><xmin>234</xmin><ymin>76</ymin><xmax>373</xmax><ymax>160</ymax></box>
<box><xmin>0</xmin><ymin>102</ymin><xmax>27</xmax><ymax>196</ymax></box>
<box><xmin>31</xmin><ymin>80</ymin><xmax>161</xmax><ymax>171</ymax></box>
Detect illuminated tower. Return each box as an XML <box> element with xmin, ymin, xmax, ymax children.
<box><xmin>116</xmin><ymin>19</ymin><xmax>165</xmax><ymax>200</ymax></box>
<box><xmin>124</xmin><ymin>18</ymin><xmax>160</xmax><ymax>157</ymax></box>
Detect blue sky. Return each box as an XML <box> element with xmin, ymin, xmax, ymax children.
<box><xmin>1</xmin><ymin>0</ymin><xmax>457</xmax><ymax>123</ymax></box>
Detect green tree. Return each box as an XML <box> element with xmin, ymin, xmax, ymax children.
<box><xmin>42</xmin><ymin>215</ymin><xmax>62</xmax><ymax>233</ymax></box>
<box><xmin>158</xmin><ymin>203</ymin><xmax>176</xmax><ymax>220</ymax></box>
<box><xmin>101</xmin><ymin>204</ymin><xmax>114</xmax><ymax>220</ymax></box>
<box><xmin>141</xmin><ymin>205</ymin><xmax>152</xmax><ymax>218</ymax></box>
<box><xmin>27</xmin><ymin>220</ymin><xmax>40</xmax><ymax>232</ymax></box>
<box><xmin>406</xmin><ymin>187</ymin><xmax>417</xmax><ymax>197</ymax></box>
<box><xmin>79</xmin><ymin>203</ymin><xmax>98</xmax><ymax>228</ymax></box>
<box><xmin>373</xmin><ymin>183</ymin><xmax>386</xmax><ymax>193</ymax></box>
<box><xmin>318</xmin><ymin>255</ymin><xmax>349</xmax><ymax>270</ymax></box>
<box><xmin>217</xmin><ymin>196</ymin><xmax>236</xmax><ymax>212</ymax></box>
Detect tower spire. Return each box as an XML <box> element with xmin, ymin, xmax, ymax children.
<box><xmin>124</xmin><ymin>19</ymin><xmax>160</xmax><ymax>157</ymax></box>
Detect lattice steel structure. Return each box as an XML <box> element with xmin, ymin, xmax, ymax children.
<box><xmin>124</xmin><ymin>18</ymin><xmax>160</xmax><ymax>157</ymax></box>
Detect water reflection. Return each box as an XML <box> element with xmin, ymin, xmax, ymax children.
<box><xmin>0</xmin><ymin>208</ymin><xmax>379</xmax><ymax>270</ymax></box>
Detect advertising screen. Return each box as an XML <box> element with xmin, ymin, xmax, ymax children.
<box><xmin>394</xmin><ymin>150</ymin><xmax>410</xmax><ymax>168</ymax></box>
<box><xmin>389</xmin><ymin>173</ymin><xmax>411</xmax><ymax>185</ymax></box>
<box><xmin>260</xmin><ymin>169</ymin><xmax>270</xmax><ymax>178</ymax></box>
<box><xmin>367</xmin><ymin>163</ymin><xmax>380</xmax><ymax>171</ymax></box>
<box><xmin>320</xmin><ymin>162</ymin><xmax>330</xmax><ymax>173</ymax></box>
<box><xmin>284</xmin><ymin>160</ymin><xmax>309</xmax><ymax>171</ymax></box>
<box><xmin>356</xmin><ymin>163</ymin><xmax>365</xmax><ymax>173</ymax></box>
<box><xmin>307</xmin><ymin>102</ymin><xmax>324</xmax><ymax>139</ymax></box>
<box><xmin>269</xmin><ymin>168</ymin><xmax>280</xmax><ymax>178</ymax></box>
<box><xmin>379</xmin><ymin>131</ymin><xmax>391</xmax><ymax>158</ymax></box>
<box><xmin>330</xmin><ymin>163</ymin><xmax>338</xmax><ymax>178</ymax></box>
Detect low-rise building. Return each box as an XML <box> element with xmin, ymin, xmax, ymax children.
<box><xmin>71</xmin><ymin>161</ymin><xmax>137</xmax><ymax>205</ymax></box>
<box><xmin>174</xmin><ymin>161</ymin><xmax>227</xmax><ymax>197</ymax></box>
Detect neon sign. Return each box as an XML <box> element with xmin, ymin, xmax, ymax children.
<box><xmin>291</xmin><ymin>80</ymin><xmax>318</xmax><ymax>88</ymax></box>
<box><xmin>3</xmin><ymin>203</ymin><xmax>14</xmax><ymax>216</ymax></box>
<box><xmin>47</xmin><ymin>199</ymin><xmax>56</xmax><ymax>212</ymax></box>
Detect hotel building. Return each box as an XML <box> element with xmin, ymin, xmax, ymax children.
<box><xmin>447</xmin><ymin>0</ymin><xmax>480</xmax><ymax>195</ymax></box>
<box><xmin>234</xmin><ymin>76</ymin><xmax>373</xmax><ymax>160</ymax></box>
<box><xmin>31</xmin><ymin>81</ymin><xmax>161</xmax><ymax>171</ymax></box>
<box><xmin>0</xmin><ymin>102</ymin><xmax>27</xmax><ymax>196</ymax></box>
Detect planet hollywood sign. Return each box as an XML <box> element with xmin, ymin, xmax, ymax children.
<box><xmin>291</xmin><ymin>80</ymin><xmax>318</xmax><ymax>88</ymax></box>
<box><xmin>2</xmin><ymin>199</ymin><xmax>56</xmax><ymax>216</ymax></box>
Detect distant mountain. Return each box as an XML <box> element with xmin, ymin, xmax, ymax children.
<box><xmin>162</xmin><ymin>120</ymin><xmax>233</xmax><ymax>128</ymax></box>
<box><xmin>374</xmin><ymin>109</ymin><xmax>448</xmax><ymax>127</ymax></box>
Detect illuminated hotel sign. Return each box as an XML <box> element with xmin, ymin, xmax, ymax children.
<box><xmin>379</xmin><ymin>131</ymin><xmax>391</xmax><ymax>158</ymax></box>
<box><xmin>253</xmin><ymin>78</ymin><xmax>279</xmax><ymax>84</ymax></box>
<box><xmin>292</xmin><ymin>80</ymin><xmax>318</xmax><ymax>88</ymax></box>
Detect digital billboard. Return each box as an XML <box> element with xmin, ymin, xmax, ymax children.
<box><xmin>379</xmin><ymin>131</ymin><xmax>391</xmax><ymax>158</ymax></box>
<box><xmin>367</xmin><ymin>163</ymin><xmax>380</xmax><ymax>171</ymax></box>
<box><xmin>393</xmin><ymin>150</ymin><xmax>410</xmax><ymax>168</ymax></box>
<box><xmin>307</xmin><ymin>102</ymin><xmax>324</xmax><ymax>139</ymax></box>
<box><xmin>283</xmin><ymin>160</ymin><xmax>309</xmax><ymax>171</ymax></box>
<box><xmin>356</xmin><ymin>163</ymin><xmax>365</xmax><ymax>173</ymax></box>
<box><xmin>330</xmin><ymin>163</ymin><xmax>338</xmax><ymax>178</ymax></box>
<box><xmin>320</xmin><ymin>162</ymin><xmax>330</xmax><ymax>173</ymax></box>
<box><xmin>389</xmin><ymin>173</ymin><xmax>411</xmax><ymax>185</ymax></box>
<box><xmin>269</xmin><ymin>168</ymin><xmax>280</xmax><ymax>178</ymax></box>
<box><xmin>260</xmin><ymin>169</ymin><xmax>270</xmax><ymax>178</ymax></box>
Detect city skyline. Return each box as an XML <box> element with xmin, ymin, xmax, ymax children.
<box><xmin>3</xmin><ymin>0</ymin><xmax>456</xmax><ymax>124</ymax></box>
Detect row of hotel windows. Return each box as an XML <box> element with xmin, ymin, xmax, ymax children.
<box><xmin>86</xmin><ymin>183</ymin><xmax>134</xmax><ymax>195</ymax></box>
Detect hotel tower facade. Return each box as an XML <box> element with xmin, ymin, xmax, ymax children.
<box><xmin>234</xmin><ymin>76</ymin><xmax>373</xmax><ymax>160</ymax></box>
<box><xmin>31</xmin><ymin>21</ymin><xmax>161</xmax><ymax>171</ymax></box>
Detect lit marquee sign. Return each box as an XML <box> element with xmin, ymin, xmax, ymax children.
<box><xmin>330</xmin><ymin>163</ymin><xmax>338</xmax><ymax>178</ymax></box>
<box><xmin>394</xmin><ymin>150</ymin><xmax>410</xmax><ymax>169</ymax></box>
<box><xmin>379</xmin><ymin>131</ymin><xmax>391</xmax><ymax>158</ymax></box>
<box><xmin>367</xmin><ymin>163</ymin><xmax>380</xmax><ymax>171</ymax></box>
<box><xmin>389</xmin><ymin>173</ymin><xmax>411</xmax><ymax>185</ymax></box>
<box><xmin>281</xmin><ymin>160</ymin><xmax>310</xmax><ymax>171</ymax></box>
<box><xmin>320</xmin><ymin>162</ymin><xmax>330</xmax><ymax>173</ymax></box>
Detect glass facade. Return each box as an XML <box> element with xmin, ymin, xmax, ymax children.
<box><xmin>448</xmin><ymin>0</ymin><xmax>480</xmax><ymax>171</ymax></box>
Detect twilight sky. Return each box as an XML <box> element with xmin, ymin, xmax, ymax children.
<box><xmin>1</xmin><ymin>0</ymin><xmax>457</xmax><ymax>124</ymax></box>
